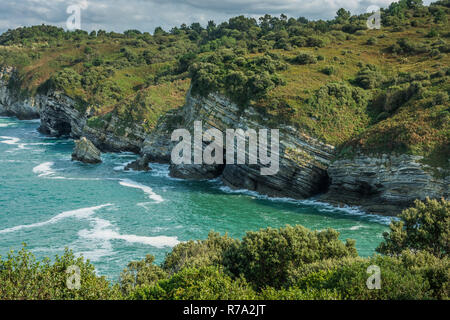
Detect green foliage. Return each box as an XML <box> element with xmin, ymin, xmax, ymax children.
<box><xmin>0</xmin><ymin>245</ymin><xmax>120</xmax><ymax>300</ymax></box>
<box><xmin>354</xmin><ymin>65</ymin><xmax>385</xmax><ymax>89</ymax></box>
<box><xmin>377</xmin><ymin>198</ymin><xmax>450</xmax><ymax>258</ymax></box>
<box><xmin>120</xmin><ymin>254</ymin><xmax>168</xmax><ymax>297</ymax></box>
<box><xmin>226</xmin><ymin>225</ymin><xmax>357</xmax><ymax>289</ymax></box>
<box><xmin>321</xmin><ymin>65</ymin><xmax>335</xmax><ymax>75</ymax></box>
<box><xmin>189</xmin><ymin>52</ymin><xmax>286</xmax><ymax>105</ymax></box>
<box><xmin>323</xmin><ymin>252</ymin><xmax>449</xmax><ymax>300</ymax></box>
<box><xmin>389</xmin><ymin>38</ymin><xmax>432</xmax><ymax>55</ymax></box>
<box><xmin>162</xmin><ymin>231</ymin><xmax>239</xmax><ymax>274</ymax></box>
<box><xmin>130</xmin><ymin>266</ymin><xmax>257</xmax><ymax>300</ymax></box>
<box><xmin>291</xmin><ymin>52</ymin><xmax>317</xmax><ymax>65</ymax></box>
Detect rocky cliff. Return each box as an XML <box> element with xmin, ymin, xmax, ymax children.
<box><xmin>37</xmin><ymin>90</ymin><xmax>145</xmax><ymax>153</ymax></box>
<box><xmin>1</xmin><ymin>64</ymin><xmax>448</xmax><ymax>216</ymax></box>
<box><xmin>322</xmin><ymin>154</ymin><xmax>450</xmax><ymax>215</ymax></box>
<box><xmin>142</xmin><ymin>91</ymin><xmax>335</xmax><ymax>199</ymax></box>
<box><xmin>0</xmin><ymin>67</ymin><xmax>39</xmax><ymax>120</ymax></box>
<box><xmin>1</xmin><ymin>67</ymin><xmax>145</xmax><ymax>153</ymax></box>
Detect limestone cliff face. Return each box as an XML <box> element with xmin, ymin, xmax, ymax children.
<box><xmin>322</xmin><ymin>154</ymin><xmax>450</xmax><ymax>215</ymax></box>
<box><xmin>37</xmin><ymin>90</ymin><xmax>145</xmax><ymax>152</ymax></box>
<box><xmin>2</xmin><ymin>63</ymin><xmax>448</xmax><ymax>216</ymax></box>
<box><xmin>142</xmin><ymin>91</ymin><xmax>335</xmax><ymax>199</ymax></box>
<box><xmin>1</xmin><ymin>66</ymin><xmax>145</xmax><ymax>152</ymax></box>
<box><xmin>0</xmin><ymin>67</ymin><xmax>39</xmax><ymax>120</ymax></box>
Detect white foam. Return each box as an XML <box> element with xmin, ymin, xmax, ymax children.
<box><xmin>0</xmin><ymin>136</ymin><xmax>26</xmax><ymax>149</ymax></box>
<box><xmin>113</xmin><ymin>161</ymin><xmax>133</xmax><ymax>172</ymax></box>
<box><xmin>0</xmin><ymin>123</ymin><xmax>12</xmax><ymax>127</ymax></box>
<box><xmin>119</xmin><ymin>179</ymin><xmax>164</xmax><ymax>203</ymax></box>
<box><xmin>217</xmin><ymin>184</ymin><xmax>393</xmax><ymax>225</ymax></box>
<box><xmin>78</xmin><ymin>217</ymin><xmax>179</xmax><ymax>248</ymax></box>
<box><xmin>33</xmin><ymin>162</ymin><xmax>56</xmax><ymax>177</ymax></box>
<box><xmin>0</xmin><ymin>204</ymin><xmax>112</xmax><ymax>234</ymax></box>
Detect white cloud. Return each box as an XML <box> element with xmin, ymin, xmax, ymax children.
<box><xmin>0</xmin><ymin>0</ymin><xmax>436</xmax><ymax>34</ymax></box>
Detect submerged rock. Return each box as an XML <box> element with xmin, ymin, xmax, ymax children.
<box><xmin>125</xmin><ymin>156</ymin><xmax>151</xmax><ymax>172</ymax></box>
<box><xmin>72</xmin><ymin>137</ymin><xmax>102</xmax><ymax>164</ymax></box>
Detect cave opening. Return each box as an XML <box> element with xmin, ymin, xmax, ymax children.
<box><xmin>316</xmin><ymin>171</ymin><xmax>331</xmax><ymax>195</ymax></box>
<box><xmin>54</xmin><ymin>121</ymin><xmax>72</xmax><ymax>137</ymax></box>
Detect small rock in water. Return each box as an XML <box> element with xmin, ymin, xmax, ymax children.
<box><xmin>125</xmin><ymin>156</ymin><xmax>151</xmax><ymax>172</ymax></box>
<box><xmin>72</xmin><ymin>137</ymin><xmax>102</xmax><ymax>164</ymax></box>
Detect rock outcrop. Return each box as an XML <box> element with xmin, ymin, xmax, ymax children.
<box><xmin>0</xmin><ymin>67</ymin><xmax>40</xmax><ymax>120</ymax></box>
<box><xmin>322</xmin><ymin>154</ymin><xmax>450</xmax><ymax>215</ymax></box>
<box><xmin>72</xmin><ymin>137</ymin><xmax>102</xmax><ymax>164</ymax></box>
<box><xmin>125</xmin><ymin>155</ymin><xmax>152</xmax><ymax>172</ymax></box>
<box><xmin>142</xmin><ymin>91</ymin><xmax>335</xmax><ymax>199</ymax></box>
<box><xmin>37</xmin><ymin>90</ymin><xmax>145</xmax><ymax>152</ymax></box>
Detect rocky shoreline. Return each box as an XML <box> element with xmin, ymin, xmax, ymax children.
<box><xmin>1</xmin><ymin>66</ymin><xmax>448</xmax><ymax>216</ymax></box>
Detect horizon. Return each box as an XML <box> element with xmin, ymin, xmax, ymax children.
<box><xmin>0</xmin><ymin>0</ymin><xmax>435</xmax><ymax>35</ymax></box>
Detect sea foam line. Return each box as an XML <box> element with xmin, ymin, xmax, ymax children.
<box><xmin>119</xmin><ymin>179</ymin><xmax>164</xmax><ymax>203</ymax></box>
<box><xmin>216</xmin><ymin>184</ymin><xmax>393</xmax><ymax>225</ymax></box>
<box><xmin>0</xmin><ymin>136</ymin><xmax>26</xmax><ymax>149</ymax></box>
<box><xmin>78</xmin><ymin>217</ymin><xmax>179</xmax><ymax>249</ymax></box>
<box><xmin>0</xmin><ymin>204</ymin><xmax>112</xmax><ymax>234</ymax></box>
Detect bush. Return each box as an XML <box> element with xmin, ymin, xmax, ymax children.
<box><xmin>162</xmin><ymin>232</ymin><xmax>238</xmax><ymax>274</ymax></box>
<box><xmin>366</xmin><ymin>37</ymin><xmax>377</xmax><ymax>45</ymax></box>
<box><xmin>354</xmin><ymin>65</ymin><xmax>385</xmax><ymax>89</ymax></box>
<box><xmin>226</xmin><ymin>225</ymin><xmax>357</xmax><ymax>289</ymax></box>
<box><xmin>291</xmin><ymin>52</ymin><xmax>317</xmax><ymax>65</ymax></box>
<box><xmin>325</xmin><ymin>252</ymin><xmax>449</xmax><ymax>300</ymax></box>
<box><xmin>321</xmin><ymin>66</ymin><xmax>335</xmax><ymax>75</ymax></box>
<box><xmin>130</xmin><ymin>266</ymin><xmax>257</xmax><ymax>300</ymax></box>
<box><xmin>120</xmin><ymin>254</ymin><xmax>168</xmax><ymax>297</ymax></box>
<box><xmin>0</xmin><ymin>246</ymin><xmax>120</xmax><ymax>300</ymax></box>
<box><xmin>377</xmin><ymin>198</ymin><xmax>450</xmax><ymax>258</ymax></box>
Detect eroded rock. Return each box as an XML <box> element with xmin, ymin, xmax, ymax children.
<box><xmin>125</xmin><ymin>156</ymin><xmax>152</xmax><ymax>172</ymax></box>
<box><xmin>72</xmin><ymin>137</ymin><xmax>102</xmax><ymax>164</ymax></box>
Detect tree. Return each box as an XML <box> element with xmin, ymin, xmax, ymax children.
<box><xmin>377</xmin><ymin>198</ymin><xmax>450</xmax><ymax>258</ymax></box>
<box><xmin>226</xmin><ymin>225</ymin><xmax>357</xmax><ymax>289</ymax></box>
<box><xmin>335</xmin><ymin>8</ymin><xmax>351</xmax><ymax>23</ymax></box>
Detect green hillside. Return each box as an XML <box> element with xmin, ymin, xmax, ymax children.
<box><xmin>0</xmin><ymin>0</ymin><xmax>449</xmax><ymax>167</ymax></box>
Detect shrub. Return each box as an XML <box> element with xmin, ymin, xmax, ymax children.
<box><xmin>377</xmin><ymin>198</ymin><xmax>450</xmax><ymax>258</ymax></box>
<box><xmin>354</xmin><ymin>65</ymin><xmax>385</xmax><ymax>89</ymax></box>
<box><xmin>225</xmin><ymin>225</ymin><xmax>357</xmax><ymax>289</ymax></box>
<box><xmin>0</xmin><ymin>246</ymin><xmax>120</xmax><ymax>300</ymax></box>
<box><xmin>162</xmin><ymin>232</ymin><xmax>238</xmax><ymax>274</ymax></box>
<box><xmin>291</xmin><ymin>52</ymin><xmax>317</xmax><ymax>65</ymax></box>
<box><xmin>130</xmin><ymin>266</ymin><xmax>257</xmax><ymax>300</ymax></box>
<box><xmin>366</xmin><ymin>37</ymin><xmax>378</xmax><ymax>45</ymax></box>
<box><xmin>321</xmin><ymin>65</ymin><xmax>335</xmax><ymax>75</ymax></box>
<box><xmin>259</xmin><ymin>287</ymin><xmax>341</xmax><ymax>300</ymax></box>
<box><xmin>326</xmin><ymin>252</ymin><xmax>449</xmax><ymax>300</ymax></box>
<box><xmin>120</xmin><ymin>254</ymin><xmax>168</xmax><ymax>297</ymax></box>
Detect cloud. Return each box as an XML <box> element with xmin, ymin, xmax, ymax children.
<box><xmin>0</xmin><ymin>0</ymin><xmax>435</xmax><ymax>34</ymax></box>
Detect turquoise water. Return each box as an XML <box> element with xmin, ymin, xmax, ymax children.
<box><xmin>0</xmin><ymin>116</ymin><xmax>390</xmax><ymax>280</ymax></box>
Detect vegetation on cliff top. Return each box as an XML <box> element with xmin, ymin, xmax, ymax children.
<box><xmin>0</xmin><ymin>0</ymin><xmax>449</xmax><ymax>167</ymax></box>
<box><xmin>1</xmin><ymin>198</ymin><xmax>448</xmax><ymax>300</ymax></box>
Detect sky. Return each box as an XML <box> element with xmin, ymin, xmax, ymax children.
<box><xmin>0</xmin><ymin>0</ymin><xmax>435</xmax><ymax>34</ymax></box>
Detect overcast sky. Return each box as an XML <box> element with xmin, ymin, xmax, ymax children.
<box><xmin>0</xmin><ymin>0</ymin><xmax>434</xmax><ymax>34</ymax></box>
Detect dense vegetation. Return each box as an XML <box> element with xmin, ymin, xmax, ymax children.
<box><xmin>1</xmin><ymin>198</ymin><xmax>448</xmax><ymax>300</ymax></box>
<box><xmin>0</xmin><ymin>0</ymin><xmax>449</xmax><ymax>168</ymax></box>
